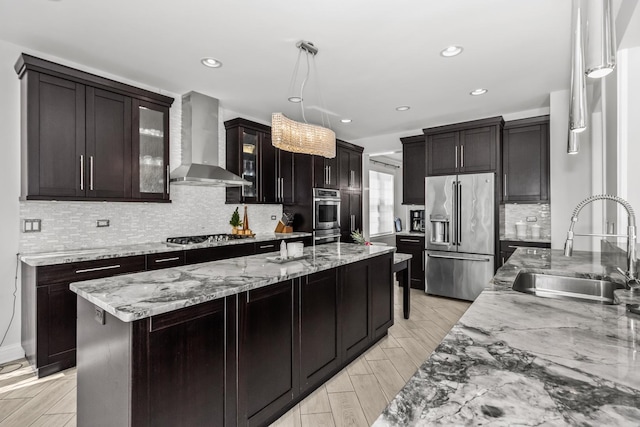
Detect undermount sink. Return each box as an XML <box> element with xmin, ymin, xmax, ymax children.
<box><xmin>512</xmin><ymin>272</ymin><xmax>625</xmax><ymax>305</ymax></box>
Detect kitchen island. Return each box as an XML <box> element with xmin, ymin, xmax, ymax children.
<box><xmin>70</xmin><ymin>242</ymin><xmax>395</xmax><ymax>427</ymax></box>
<box><xmin>375</xmin><ymin>248</ymin><xmax>640</xmax><ymax>426</ymax></box>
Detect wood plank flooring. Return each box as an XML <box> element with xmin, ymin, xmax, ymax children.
<box><xmin>0</xmin><ymin>285</ymin><xmax>470</xmax><ymax>427</ymax></box>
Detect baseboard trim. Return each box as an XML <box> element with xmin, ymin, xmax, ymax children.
<box><xmin>0</xmin><ymin>343</ymin><xmax>25</xmax><ymax>365</ymax></box>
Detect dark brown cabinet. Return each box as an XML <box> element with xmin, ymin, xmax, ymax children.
<box><xmin>371</xmin><ymin>255</ymin><xmax>394</xmax><ymax>340</ymax></box>
<box><xmin>499</xmin><ymin>240</ymin><xmax>551</xmax><ymax>267</ymax></box>
<box><xmin>340</xmin><ymin>191</ymin><xmax>362</xmax><ymax>242</ymax></box>
<box><xmin>313</xmin><ymin>154</ymin><xmax>339</xmax><ymax>189</ymax></box>
<box><xmin>15</xmin><ymin>54</ymin><xmax>173</xmax><ymax>202</ymax></box>
<box><xmin>395</xmin><ymin>235</ymin><xmax>425</xmax><ymax>290</ymax></box>
<box><xmin>184</xmin><ymin>242</ymin><xmax>255</xmax><ymax>265</ymax></box>
<box><xmin>340</xmin><ymin>260</ymin><xmax>371</xmax><ymax>360</ymax></box>
<box><xmin>338</xmin><ymin>143</ymin><xmax>362</xmax><ymax>191</ymax></box>
<box><xmin>502</xmin><ymin>116</ymin><xmax>550</xmax><ymax>203</ymax></box>
<box><xmin>425</xmin><ymin>117</ymin><xmax>503</xmax><ymax>176</ymax></box>
<box><xmin>299</xmin><ymin>270</ymin><xmax>339</xmax><ymax>392</ymax></box>
<box><xmin>401</xmin><ymin>135</ymin><xmax>426</xmax><ymax>204</ymax></box>
<box><xmin>238</xmin><ymin>280</ymin><xmax>297</xmax><ymax>427</ymax></box>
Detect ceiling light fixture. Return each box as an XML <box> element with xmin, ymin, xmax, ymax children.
<box><xmin>469</xmin><ymin>88</ymin><xmax>488</xmax><ymax>96</ymax></box>
<box><xmin>288</xmin><ymin>96</ymin><xmax>303</xmax><ymax>103</ymax></box>
<box><xmin>440</xmin><ymin>46</ymin><xmax>463</xmax><ymax>57</ymax></box>
<box><xmin>200</xmin><ymin>57</ymin><xmax>222</xmax><ymax>68</ymax></box>
<box><xmin>585</xmin><ymin>0</ymin><xmax>616</xmax><ymax>78</ymax></box>
<box><xmin>395</xmin><ymin>106</ymin><xmax>410</xmax><ymax>111</ymax></box>
<box><xmin>569</xmin><ymin>1</ymin><xmax>587</xmax><ymax>138</ymax></box>
<box><xmin>272</xmin><ymin>40</ymin><xmax>336</xmax><ymax>158</ymax></box>
<box><xmin>341</xmin><ymin>119</ymin><xmax>352</xmax><ymax>123</ymax></box>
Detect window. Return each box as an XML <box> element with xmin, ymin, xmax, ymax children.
<box><xmin>369</xmin><ymin>170</ymin><xmax>394</xmax><ymax>236</ymax></box>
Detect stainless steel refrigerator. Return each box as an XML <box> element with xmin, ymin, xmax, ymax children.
<box><xmin>425</xmin><ymin>173</ymin><xmax>495</xmax><ymax>301</ymax></box>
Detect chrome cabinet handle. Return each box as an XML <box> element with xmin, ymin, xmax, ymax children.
<box><xmin>503</xmin><ymin>174</ymin><xmax>507</xmax><ymax>198</ymax></box>
<box><xmin>76</xmin><ymin>264</ymin><xmax>121</xmax><ymax>274</ymax></box>
<box><xmin>259</xmin><ymin>244</ymin><xmax>275</xmax><ymax>249</ymax></box>
<box><xmin>422</xmin><ymin>250</ymin><xmax>425</xmax><ymax>271</ymax></box>
<box><xmin>399</xmin><ymin>238</ymin><xmax>421</xmax><ymax>243</ymax></box>
<box><xmin>325</xmin><ymin>165</ymin><xmax>329</xmax><ymax>185</ymax></box>
<box><xmin>166</xmin><ymin>165</ymin><xmax>170</xmax><ymax>194</ymax></box>
<box><xmin>154</xmin><ymin>257</ymin><xmax>180</xmax><ymax>263</ymax></box>
<box><xmin>328</xmin><ymin>166</ymin><xmax>332</xmax><ymax>184</ymax></box>
<box><xmin>89</xmin><ymin>156</ymin><xmax>94</xmax><ymax>191</ymax></box>
<box><xmin>455</xmin><ymin>146</ymin><xmax>458</xmax><ymax>169</ymax></box>
<box><xmin>350</xmin><ymin>214</ymin><xmax>355</xmax><ymax>231</ymax></box>
<box><xmin>80</xmin><ymin>155</ymin><xmax>85</xmax><ymax>190</ymax></box>
<box><xmin>460</xmin><ymin>145</ymin><xmax>464</xmax><ymax>168</ymax></box>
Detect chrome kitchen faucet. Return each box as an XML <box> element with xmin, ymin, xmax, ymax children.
<box><xmin>564</xmin><ymin>195</ymin><xmax>638</xmax><ymax>287</ymax></box>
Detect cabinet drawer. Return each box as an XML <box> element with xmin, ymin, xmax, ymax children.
<box><xmin>146</xmin><ymin>251</ymin><xmax>186</xmax><ymax>270</ymax></box>
<box><xmin>185</xmin><ymin>243</ymin><xmax>254</xmax><ymax>265</ymax></box>
<box><xmin>37</xmin><ymin>255</ymin><xmax>146</xmax><ymax>285</ymax></box>
<box><xmin>254</xmin><ymin>241</ymin><xmax>279</xmax><ymax>254</ymax></box>
<box><xmin>500</xmin><ymin>240</ymin><xmax>550</xmax><ymax>252</ymax></box>
<box><xmin>396</xmin><ymin>236</ymin><xmax>425</xmax><ymax>246</ymax></box>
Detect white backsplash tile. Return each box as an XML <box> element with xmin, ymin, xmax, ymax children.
<box><xmin>502</xmin><ymin>203</ymin><xmax>551</xmax><ymax>239</ymax></box>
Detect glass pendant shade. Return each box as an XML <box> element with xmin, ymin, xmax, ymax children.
<box><xmin>585</xmin><ymin>0</ymin><xmax>616</xmax><ymax>78</ymax></box>
<box><xmin>569</xmin><ymin>4</ymin><xmax>587</xmax><ymax>135</ymax></box>
<box><xmin>272</xmin><ymin>113</ymin><xmax>336</xmax><ymax>158</ymax></box>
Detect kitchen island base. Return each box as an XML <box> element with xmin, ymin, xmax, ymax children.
<box><xmin>76</xmin><ymin>252</ymin><xmax>393</xmax><ymax>427</ymax></box>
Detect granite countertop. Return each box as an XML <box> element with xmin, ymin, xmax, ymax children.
<box><xmin>70</xmin><ymin>242</ymin><xmax>395</xmax><ymax>323</ymax></box>
<box><xmin>375</xmin><ymin>248</ymin><xmax>640</xmax><ymax>426</ymax></box>
<box><xmin>396</xmin><ymin>231</ymin><xmax>426</xmax><ymax>237</ymax></box>
<box><xmin>501</xmin><ymin>234</ymin><xmax>551</xmax><ymax>244</ymax></box>
<box><xmin>19</xmin><ymin>232</ymin><xmax>312</xmax><ymax>267</ymax></box>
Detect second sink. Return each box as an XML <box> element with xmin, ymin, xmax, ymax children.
<box><xmin>512</xmin><ymin>272</ymin><xmax>625</xmax><ymax>305</ymax></box>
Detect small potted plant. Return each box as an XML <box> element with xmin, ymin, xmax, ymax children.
<box><xmin>229</xmin><ymin>207</ymin><xmax>242</xmax><ymax>234</ymax></box>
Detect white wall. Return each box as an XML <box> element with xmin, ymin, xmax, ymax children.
<box><xmin>0</xmin><ymin>40</ymin><xmax>282</xmax><ymax>362</ymax></box>
<box><xmin>0</xmin><ymin>40</ymin><xmax>22</xmax><ymax>363</ymax></box>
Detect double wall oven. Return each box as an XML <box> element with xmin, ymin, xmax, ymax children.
<box><xmin>313</xmin><ymin>188</ymin><xmax>341</xmax><ymax>243</ymax></box>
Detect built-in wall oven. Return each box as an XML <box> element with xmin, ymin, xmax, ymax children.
<box><xmin>313</xmin><ymin>188</ymin><xmax>341</xmax><ymax>243</ymax></box>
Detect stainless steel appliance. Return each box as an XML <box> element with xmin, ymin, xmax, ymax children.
<box><xmin>313</xmin><ymin>188</ymin><xmax>341</xmax><ymax>243</ymax></box>
<box><xmin>409</xmin><ymin>209</ymin><xmax>425</xmax><ymax>232</ymax></box>
<box><xmin>425</xmin><ymin>173</ymin><xmax>495</xmax><ymax>301</ymax></box>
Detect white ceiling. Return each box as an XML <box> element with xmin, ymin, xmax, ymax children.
<box><xmin>0</xmin><ymin>0</ymin><xmax>575</xmax><ymax>144</ymax></box>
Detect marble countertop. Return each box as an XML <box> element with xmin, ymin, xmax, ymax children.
<box><xmin>396</xmin><ymin>231</ymin><xmax>426</xmax><ymax>237</ymax></box>
<box><xmin>70</xmin><ymin>242</ymin><xmax>395</xmax><ymax>323</ymax></box>
<box><xmin>375</xmin><ymin>248</ymin><xmax>640</xmax><ymax>426</ymax></box>
<box><xmin>20</xmin><ymin>232</ymin><xmax>312</xmax><ymax>267</ymax></box>
<box><xmin>500</xmin><ymin>234</ymin><xmax>551</xmax><ymax>244</ymax></box>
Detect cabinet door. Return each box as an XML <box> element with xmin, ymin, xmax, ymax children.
<box><xmin>259</xmin><ymin>132</ymin><xmax>278</xmax><ymax>203</ymax></box>
<box><xmin>402</xmin><ymin>141</ymin><xmax>426</xmax><ymax>204</ymax></box>
<box><xmin>132</xmin><ymin>100</ymin><xmax>170</xmax><ymax>200</ymax></box>
<box><xmin>26</xmin><ymin>72</ymin><xmax>86</xmax><ymax>198</ymax></box>
<box><xmin>371</xmin><ymin>254</ymin><xmax>393</xmax><ymax>340</ymax></box>
<box><xmin>184</xmin><ymin>243</ymin><xmax>254</xmax><ymax>265</ymax></box>
<box><xmin>238</xmin><ymin>280</ymin><xmax>297</xmax><ymax>426</ymax></box>
<box><xmin>338</xmin><ymin>147</ymin><xmax>362</xmax><ymax>190</ymax></box>
<box><xmin>396</xmin><ymin>236</ymin><xmax>425</xmax><ymax>289</ymax></box>
<box><xmin>142</xmin><ymin>300</ymin><xmax>227</xmax><ymax>427</ymax></box>
<box><xmin>86</xmin><ymin>87</ymin><xmax>132</xmax><ymax>199</ymax></box>
<box><xmin>240</xmin><ymin>128</ymin><xmax>259</xmax><ymax>202</ymax></box>
<box><xmin>313</xmin><ymin>156</ymin><xmax>338</xmax><ymax>189</ymax></box>
<box><xmin>37</xmin><ymin>283</ymin><xmax>77</xmax><ymax>367</ymax></box>
<box><xmin>300</xmin><ymin>270</ymin><xmax>339</xmax><ymax>392</ymax></box>
<box><xmin>278</xmin><ymin>149</ymin><xmax>294</xmax><ymax>203</ymax></box>
<box><xmin>427</xmin><ymin>132</ymin><xmax>458</xmax><ymax>176</ymax></box>
<box><xmin>502</xmin><ymin>122</ymin><xmax>549</xmax><ymax>202</ymax></box>
<box><xmin>349</xmin><ymin>149</ymin><xmax>362</xmax><ymax>190</ymax></box>
<box><xmin>340</xmin><ymin>191</ymin><xmax>362</xmax><ymax>242</ymax></box>
<box><xmin>340</xmin><ymin>262</ymin><xmax>370</xmax><ymax>361</ymax></box>
<box><xmin>459</xmin><ymin>126</ymin><xmax>496</xmax><ymax>173</ymax></box>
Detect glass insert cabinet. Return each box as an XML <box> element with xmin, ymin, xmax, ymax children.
<box><xmin>132</xmin><ymin>100</ymin><xmax>170</xmax><ymax>200</ymax></box>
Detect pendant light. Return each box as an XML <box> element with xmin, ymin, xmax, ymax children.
<box><xmin>569</xmin><ymin>2</ymin><xmax>587</xmax><ymax>140</ymax></box>
<box><xmin>585</xmin><ymin>0</ymin><xmax>616</xmax><ymax>78</ymax></box>
<box><xmin>272</xmin><ymin>41</ymin><xmax>336</xmax><ymax>158</ymax></box>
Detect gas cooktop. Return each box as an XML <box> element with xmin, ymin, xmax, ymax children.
<box><xmin>165</xmin><ymin>233</ymin><xmax>253</xmax><ymax>246</ymax></box>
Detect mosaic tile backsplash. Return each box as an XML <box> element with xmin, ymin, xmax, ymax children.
<box><xmin>19</xmin><ymin>186</ymin><xmax>283</xmax><ymax>253</ymax></box>
<box><xmin>500</xmin><ymin>203</ymin><xmax>551</xmax><ymax>240</ymax></box>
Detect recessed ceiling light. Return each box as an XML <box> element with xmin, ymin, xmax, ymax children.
<box><xmin>288</xmin><ymin>96</ymin><xmax>303</xmax><ymax>103</ymax></box>
<box><xmin>395</xmin><ymin>106</ymin><xmax>410</xmax><ymax>111</ymax></box>
<box><xmin>200</xmin><ymin>57</ymin><xmax>222</xmax><ymax>68</ymax></box>
<box><xmin>341</xmin><ymin>119</ymin><xmax>352</xmax><ymax>123</ymax></box>
<box><xmin>469</xmin><ymin>88</ymin><xmax>488</xmax><ymax>96</ymax></box>
<box><xmin>440</xmin><ymin>46</ymin><xmax>463</xmax><ymax>57</ymax></box>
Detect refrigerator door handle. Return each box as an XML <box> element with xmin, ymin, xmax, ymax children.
<box><xmin>427</xmin><ymin>253</ymin><xmax>492</xmax><ymax>262</ymax></box>
<box><xmin>457</xmin><ymin>182</ymin><xmax>462</xmax><ymax>245</ymax></box>
<box><xmin>451</xmin><ymin>180</ymin><xmax>457</xmax><ymax>246</ymax></box>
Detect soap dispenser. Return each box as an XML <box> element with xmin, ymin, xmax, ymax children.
<box><xmin>280</xmin><ymin>240</ymin><xmax>288</xmax><ymax>260</ymax></box>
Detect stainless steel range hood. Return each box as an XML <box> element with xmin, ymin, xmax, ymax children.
<box><xmin>170</xmin><ymin>91</ymin><xmax>250</xmax><ymax>187</ymax></box>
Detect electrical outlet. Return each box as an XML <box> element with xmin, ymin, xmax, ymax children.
<box><xmin>23</xmin><ymin>219</ymin><xmax>42</xmax><ymax>233</ymax></box>
<box><xmin>97</xmin><ymin>219</ymin><xmax>110</xmax><ymax>227</ymax></box>
<box><xmin>526</xmin><ymin>216</ymin><xmax>538</xmax><ymax>222</ymax></box>
<box><xmin>271</xmin><ymin>215</ymin><xmax>277</xmax><ymax>220</ymax></box>
<box><xmin>95</xmin><ymin>306</ymin><xmax>106</xmax><ymax>325</ymax></box>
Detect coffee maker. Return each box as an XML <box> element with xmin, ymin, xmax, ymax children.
<box><xmin>409</xmin><ymin>209</ymin><xmax>425</xmax><ymax>232</ymax></box>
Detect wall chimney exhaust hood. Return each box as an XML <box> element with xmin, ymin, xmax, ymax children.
<box><xmin>170</xmin><ymin>91</ymin><xmax>250</xmax><ymax>187</ymax></box>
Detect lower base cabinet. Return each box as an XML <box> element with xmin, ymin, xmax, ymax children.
<box><xmin>76</xmin><ymin>252</ymin><xmax>393</xmax><ymax>427</ymax></box>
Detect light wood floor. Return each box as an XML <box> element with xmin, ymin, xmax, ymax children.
<box><xmin>0</xmin><ymin>285</ymin><xmax>470</xmax><ymax>427</ymax></box>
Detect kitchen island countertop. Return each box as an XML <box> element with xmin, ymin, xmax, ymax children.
<box><xmin>375</xmin><ymin>248</ymin><xmax>640</xmax><ymax>426</ymax></box>
<box><xmin>70</xmin><ymin>242</ymin><xmax>395</xmax><ymax>322</ymax></box>
<box><xmin>20</xmin><ymin>232</ymin><xmax>311</xmax><ymax>266</ymax></box>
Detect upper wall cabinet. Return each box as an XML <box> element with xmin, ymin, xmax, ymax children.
<box><xmin>400</xmin><ymin>134</ymin><xmax>425</xmax><ymax>205</ymax></box>
<box><xmin>15</xmin><ymin>54</ymin><xmax>174</xmax><ymax>202</ymax></box>
<box><xmin>425</xmin><ymin>116</ymin><xmax>503</xmax><ymax>176</ymax></box>
<box><xmin>502</xmin><ymin>116</ymin><xmax>550</xmax><ymax>203</ymax></box>
<box><xmin>337</xmin><ymin>141</ymin><xmax>363</xmax><ymax>191</ymax></box>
